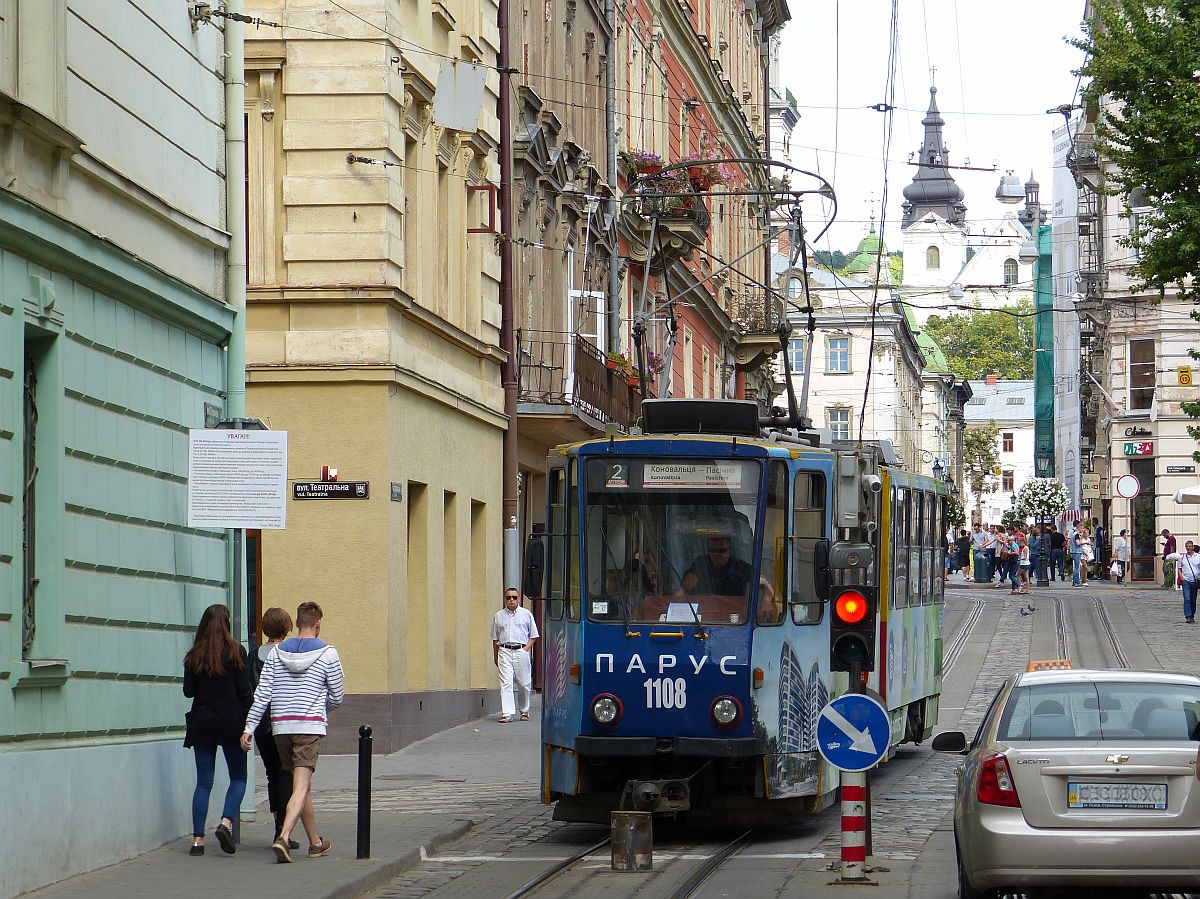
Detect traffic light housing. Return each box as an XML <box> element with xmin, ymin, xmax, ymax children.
<box><xmin>829</xmin><ymin>585</ymin><xmax>877</xmax><ymax>672</ymax></box>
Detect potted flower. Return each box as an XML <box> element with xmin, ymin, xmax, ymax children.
<box><xmin>605</xmin><ymin>351</ymin><xmax>629</xmax><ymax>372</ymax></box>
<box><xmin>646</xmin><ymin>350</ymin><xmax>666</xmax><ymax>375</ymax></box>
<box><xmin>619</xmin><ymin>149</ymin><xmax>663</xmax><ymax>176</ymax></box>
<box><xmin>627</xmin><ymin>367</ymin><xmax>641</xmax><ymax>387</ymax></box>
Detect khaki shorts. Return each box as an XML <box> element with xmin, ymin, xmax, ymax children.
<box><xmin>274</xmin><ymin>733</ymin><xmax>323</xmax><ymax>771</ymax></box>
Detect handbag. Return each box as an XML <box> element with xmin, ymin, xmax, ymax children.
<box><xmin>1110</xmin><ymin>560</ymin><xmax>1122</xmax><ymax>577</ymax></box>
<box><xmin>1083</xmin><ymin>543</ymin><xmax>1094</xmax><ymax>562</ymax></box>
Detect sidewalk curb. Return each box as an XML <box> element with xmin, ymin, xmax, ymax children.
<box><xmin>324</xmin><ymin>819</ymin><xmax>473</xmax><ymax>899</ymax></box>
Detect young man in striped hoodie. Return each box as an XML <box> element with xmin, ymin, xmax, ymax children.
<box><xmin>242</xmin><ymin>601</ymin><xmax>345</xmax><ymax>863</ymax></box>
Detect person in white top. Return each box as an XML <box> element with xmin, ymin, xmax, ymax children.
<box><xmin>491</xmin><ymin>588</ymin><xmax>539</xmax><ymax>723</ymax></box>
<box><xmin>1180</xmin><ymin>541</ymin><xmax>1199</xmax><ymax>624</ymax></box>
<box><xmin>1112</xmin><ymin>528</ymin><xmax>1131</xmax><ymax>585</ymax></box>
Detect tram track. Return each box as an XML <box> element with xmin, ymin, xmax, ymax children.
<box><xmin>1054</xmin><ymin>598</ymin><xmax>1070</xmax><ymax>661</ymax></box>
<box><xmin>942</xmin><ymin>599</ymin><xmax>984</xmax><ymax>676</ymax></box>
<box><xmin>501</xmin><ymin>829</ymin><xmax>757</xmax><ymax>899</ymax></box>
<box><xmin>1092</xmin><ymin>595</ymin><xmax>1131</xmax><ymax>669</ymax></box>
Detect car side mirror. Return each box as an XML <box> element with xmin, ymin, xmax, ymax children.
<box><xmin>931</xmin><ymin>730</ymin><xmax>968</xmax><ymax>754</ymax></box>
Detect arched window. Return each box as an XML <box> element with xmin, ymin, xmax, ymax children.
<box><xmin>926</xmin><ymin>246</ymin><xmax>940</xmax><ymax>270</ymax></box>
<box><xmin>1003</xmin><ymin>258</ymin><xmax>1018</xmax><ymax>285</ymax></box>
<box><xmin>787</xmin><ymin>277</ymin><xmax>803</xmax><ymax>298</ymax></box>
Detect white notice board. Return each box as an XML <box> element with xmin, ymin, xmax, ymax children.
<box><xmin>187</xmin><ymin>429</ymin><xmax>288</xmax><ymax>529</ymax></box>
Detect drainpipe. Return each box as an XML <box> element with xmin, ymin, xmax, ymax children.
<box><xmin>499</xmin><ymin>0</ymin><xmax>520</xmax><ymax>591</ymax></box>
<box><xmin>606</xmin><ymin>0</ymin><xmax>620</xmax><ymax>353</ymax></box>
<box><xmin>222</xmin><ymin>0</ymin><xmax>252</xmax><ymax>826</ymax></box>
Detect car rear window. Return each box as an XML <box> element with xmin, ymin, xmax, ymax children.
<box><xmin>998</xmin><ymin>682</ymin><xmax>1200</xmax><ymax>742</ymax></box>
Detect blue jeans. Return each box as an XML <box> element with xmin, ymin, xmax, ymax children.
<box><xmin>1183</xmin><ymin>580</ymin><xmax>1197</xmax><ymax>621</ymax></box>
<box><xmin>1050</xmin><ymin>549</ymin><xmax>1065</xmax><ymax>580</ymax></box>
<box><xmin>192</xmin><ymin>743</ymin><xmax>247</xmax><ymax>837</ymax></box>
<box><xmin>1070</xmin><ymin>553</ymin><xmax>1083</xmax><ymax>586</ymax></box>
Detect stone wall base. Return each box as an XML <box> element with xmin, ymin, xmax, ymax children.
<box><xmin>324</xmin><ymin>688</ymin><xmax>503</xmax><ymax>754</ymax></box>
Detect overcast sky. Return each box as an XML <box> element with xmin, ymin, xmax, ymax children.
<box><xmin>776</xmin><ymin>1</ymin><xmax>1088</xmax><ymax>253</ymax></box>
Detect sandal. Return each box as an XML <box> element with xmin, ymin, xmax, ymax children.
<box><xmin>498</xmin><ymin>716</ymin><xmax>512</xmax><ymax>723</ymax></box>
<box><xmin>520</xmin><ymin>713</ymin><xmax>530</xmax><ymax>721</ymax></box>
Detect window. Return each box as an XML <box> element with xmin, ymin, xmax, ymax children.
<box><xmin>1002</xmin><ymin>470</ymin><xmax>1014</xmax><ymax>493</ymax></box>
<box><xmin>1006</xmin><ymin>397</ymin><xmax>1026</xmax><ymax>405</ymax></box>
<box><xmin>967</xmin><ymin>397</ymin><xmax>986</xmax><ymax>406</ymax></box>
<box><xmin>702</xmin><ymin>346</ymin><xmax>712</xmax><ymax>397</ymax></box>
<box><xmin>1128</xmin><ymin>338</ymin><xmax>1155</xmax><ymax>411</ymax></box>
<box><xmin>787</xmin><ymin>277</ymin><xmax>804</xmax><ymax>299</ymax></box>
<box><xmin>926</xmin><ymin>246</ymin><xmax>940</xmax><ymax>270</ymax></box>
<box><xmin>791</xmin><ymin>470</ymin><xmax>827</xmax><ymax>625</ymax></box>
<box><xmin>827</xmin><ymin>336</ymin><xmax>850</xmax><ymax>373</ymax></box>
<box><xmin>1002</xmin><ymin>432</ymin><xmax>1014</xmax><ymax>453</ymax></box>
<box><xmin>828</xmin><ymin>408</ymin><xmax>851</xmax><ymax>441</ymax></box>
<box><xmin>1003</xmin><ymin>258</ymin><xmax>1018</xmax><ymax>286</ymax></box>
<box><xmin>787</xmin><ymin>337</ymin><xmax>805</xmax><ymax>373</ymax></box>
<box><xmin>683</xmin><ymin>329</ymin><xmax>694</xmax><ymax>397</ymax></box>
<box><xmin>759</xmin><ymin>461</ymin><xmax>788</xmax><ymax>626</ymax></box>
<box><xmin>1128</xmin><ymin>187</ymin><xmax>1150</xmax><ymax>262</ymax></box>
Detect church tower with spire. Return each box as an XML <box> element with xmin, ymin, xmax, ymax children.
<box><xmin>902</xmin><ymin>85</ymin><xmax>967</xmax><ymax>228</ymax></box>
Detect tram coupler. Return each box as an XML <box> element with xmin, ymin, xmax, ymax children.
<box><xmin>621</xmin><ymin>778</ymin><xmax>690</xmax><ymax>813</ymax></box>
<box><xmin>610</xmin><ymin>810</ymin><xmax>653</xmax><ymax>872</ymax></box>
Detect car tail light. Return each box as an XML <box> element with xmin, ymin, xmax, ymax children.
<box><xmin>976</xmin><ymin>752</ymin><xmax>1021</xmax><ymax>808</ymax></box>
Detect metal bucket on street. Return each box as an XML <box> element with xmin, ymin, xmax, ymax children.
<box><xmin>610</xmin><ymin>810</ymin><xmax>652</xmax><ymax>871</ymax></box>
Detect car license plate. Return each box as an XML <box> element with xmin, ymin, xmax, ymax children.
<box><xmin>1067</xmin><ymin>782</ymin><xmax>1167</xmax><ymax>810</ymax></box>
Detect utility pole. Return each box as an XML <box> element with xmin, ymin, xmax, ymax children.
<box><xmin>606</xmin><ymin>0</ymin><xmax>620</xmax><ymax>354</ymax></box>
<box><xmin>498</xmin><ymin>0</ymin><xmax>520</xmax><ymax>591</ymax></box>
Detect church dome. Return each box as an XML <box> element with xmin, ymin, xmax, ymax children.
<box><xmin>846</xmin><ymin>224</ymin><xmax>884</xmax><ymax>274</ymax></box>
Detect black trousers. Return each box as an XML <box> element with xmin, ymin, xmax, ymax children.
<box><xmin>254</xmin><ymin>722</ymin><xmax>294</xmax><ymax>826</ymax></box>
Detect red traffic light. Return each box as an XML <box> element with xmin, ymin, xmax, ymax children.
<box><xmin>834</xmin><ymin>590</ymin><xmax>869</xmax><ymax>625</ymax></box>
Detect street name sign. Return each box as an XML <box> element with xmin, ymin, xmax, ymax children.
<box><xmin>293</xmin><ymin>481</ymin><xmax>370</xmax><ymax>500</ymax></box>
<box><xmin>816</xmin><ymin>693</ymin><xmax>890</xmax><ymax>772</ymax></box>
<box><xmin>187</xmin><ymin>429</ymin><xmax>288</xmax><ymax>529</ymax></box>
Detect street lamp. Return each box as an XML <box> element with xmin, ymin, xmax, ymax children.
<box><xmin>932</xmin><ymin>458</ymin><xmax>944</xmax><ymax>480</ymax></box>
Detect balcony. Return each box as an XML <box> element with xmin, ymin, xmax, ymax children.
<box><xmin>517</xmin><ymin>331</ymin><xmax>643</xmax><ymax>445</ymax></box>
<box><xmin>732</xmin><ymin>290</ymin><xmax>786</xmax><ymax>371</ymax></box>
<box><xmin>623</xmin><ymin>194</ymin><xmax>712</xmax><ymax>273</ymax></box>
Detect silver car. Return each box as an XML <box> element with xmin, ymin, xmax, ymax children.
<box><xmin>933</xmin><ymin>669</ymin><xmax>1200</xmax><ymax>898</ymax></box>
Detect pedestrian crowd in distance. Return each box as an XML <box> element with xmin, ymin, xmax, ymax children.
<box><xmin>944</xmin><ymin>521</ymin><xmax>1199</xmax><ymax>623</ymax></box>
<box><xmin>182</xmin><ymin>600</ymin><xmax>344</xmax><ymax>863</ymax></box>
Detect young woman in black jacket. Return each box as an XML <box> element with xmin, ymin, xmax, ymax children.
<box><xmin>183</xmin><ymin>604</ymin><xmax>253</xmax><ymax>855</ymax></box>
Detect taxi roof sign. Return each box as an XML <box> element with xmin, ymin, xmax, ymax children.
<box><xmin>1026</xmin><ymin>658</ymin><xmax>1073</xmax><ymax>672</ymax></box>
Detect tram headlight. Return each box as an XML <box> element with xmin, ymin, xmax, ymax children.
<box><xmin>591</xmin><ymin>694</ymin><xmax>622</xmax><ymax>725</ymax></box>
<box><xmin>710</xmin><ymin>696</ymin><xmax>742</xmax><ymax>727</ymax></box>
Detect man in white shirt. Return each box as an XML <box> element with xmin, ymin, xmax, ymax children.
<box><xmin>491</xmin><ymin>588</ymin><xmax>539</xmax><ymax>723</ymax></box>
<box><xmin>1180</xmin><ymin>541</ymin><xmax>1199</xmax><ymax>624</ymax></box>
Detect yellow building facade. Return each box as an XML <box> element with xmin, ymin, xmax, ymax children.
<box><xmin>243</xmin><ymin>3</ymin><xmax>505</xmax><ymax>751</ymax></box>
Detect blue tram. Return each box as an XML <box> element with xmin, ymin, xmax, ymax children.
<box><xmin>526</xmin><ymin>399</ymin><xmax>947</xmax><ymax>824</ymax></box>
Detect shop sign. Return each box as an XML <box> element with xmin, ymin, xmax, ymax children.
<box><xmin>1081</xmin><ymin>474</ymin><xmax>1102</xmax><ymax>498</ymax></box>
<box><xmin>1123</xmin><ymin>441</ymin><xmax>1153</xmax><ymax>456</ymax></box>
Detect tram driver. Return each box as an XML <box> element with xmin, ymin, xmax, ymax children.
<box><xmin>677</xmin><ymin>536</ymin><xmax>777</xmax><ymax>623</ymax></box>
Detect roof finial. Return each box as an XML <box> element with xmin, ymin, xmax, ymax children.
<box><xmin>929</xmin><ymin>65</ymin><xmax>937</xmax><ymax>87</ymax></box>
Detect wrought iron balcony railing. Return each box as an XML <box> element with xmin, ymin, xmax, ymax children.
<box><xmin>517</xmin><ymin>330</ymin><xmax>642</xmax><ymax>430</ymax></box>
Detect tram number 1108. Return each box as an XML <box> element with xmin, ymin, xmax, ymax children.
<box><xmin>644</xmin><ymin>677</ymin><xmax>688</xmax><ymax>709</ymax></box>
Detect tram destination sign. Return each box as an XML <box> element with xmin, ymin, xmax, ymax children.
<box><xmin>293</xmin><ymin>481</ymin><xmax>370</xmax><ymax>500</ymax></box>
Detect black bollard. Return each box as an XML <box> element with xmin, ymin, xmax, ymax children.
<box><xmin>357</xmin><ymin>724</ymin><xmax>373</xmax><ymax>859</ymax></box>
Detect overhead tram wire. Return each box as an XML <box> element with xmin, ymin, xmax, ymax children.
<box><xmin>858</xmin><ymin>0</ymin><xmax>900</xmax><ymax>446</ymax></box>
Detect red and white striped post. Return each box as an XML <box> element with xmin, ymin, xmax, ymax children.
<box><xmin>840</xmin><ymin>771</ymin><xmax>868</xmax><ymax>880</ymax></box>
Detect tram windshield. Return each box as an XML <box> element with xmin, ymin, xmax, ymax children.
<box><xmin>582</xmin><ymin>457</ymin><xmax>763</xmax><ymax>625</ymax></box>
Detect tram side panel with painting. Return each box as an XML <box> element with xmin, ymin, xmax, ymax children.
<box><xmin>529</xmin><ymin>401</ymin><xmax>944</xmax><ymax>825</ymax></box>
<box><xmin>877</xmin><ymin>466</ymin><xmax>946</xmax><ymax>747</ymax></box>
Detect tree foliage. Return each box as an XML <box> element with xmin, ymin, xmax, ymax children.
<box><xmin>922</xmin><ymin>301</ymin><xmax>1035</xmax><ymax>380</ymax></box>
<box><xmin>1074</xmin><ymin>1</ymin><xmax>1200</xmax><ymax>461</ymax></box>
<box><xmin>963</xmin><ymin>423</ymin><xmax>1000</xmax><ymax>520</ymax></box>
<box><xmin>812</xmin><ymin>250</ymin><xmax>849</xmax><ymax>272</ymax></box>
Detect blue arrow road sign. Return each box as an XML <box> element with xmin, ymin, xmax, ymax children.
<box><xmin>816</xmin><ymin>693</ymin><xmax>890</xmax><ymax>772</ymax></box>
